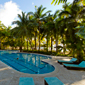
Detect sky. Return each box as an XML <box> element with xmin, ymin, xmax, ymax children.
<box><xmin>0</xmin><ymin>0</ymin><xmax>73</xmax><ymax>28</ymax></box>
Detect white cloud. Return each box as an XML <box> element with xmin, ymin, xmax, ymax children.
<box><xmin>0</xmin><ymin>1</ymin><xmax>22</xmax><ymax>28</ymax></box>
<box><xmin>32</xmin><ymin>2</ymin><xmax>34</xmax><ymax>5</ymax></box>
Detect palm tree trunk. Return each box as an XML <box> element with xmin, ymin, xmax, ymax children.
<box><xmin>47</xmin><ymin>34</ymin><xmax>48</xmax><ymax>52</ymax></box>
<box><xmin>20</xmin><ymin>37</ymin><xmax>22</xmax><ymax>52</ymax></box>
<box><xmin>35</xmin><ymin>31</ymin><xmax>37</xmax><ymax>50</ymax></box>
<box><xmin>51</xmin><ymin>37</ymin><xmax>53</xmax><ymax>53</ymax></box>
<box><xmin>39</xmin><ymin>26</ymin><xmax>40</xmax><ymax>51</ymax></box>
<box><xmin>31</xmin><ymin>38</ymin><xmax>33</xmax><ymax>51</ymax></box>
<box><xmin>47</xmin><ymin>38</ymin><xmax>48</xmax><ymax>52</ymax></box>
<box><xmin>63</xmin><ymin>40</ymin><xmax>66</xmax><ymax>54</ymax></box>
<box><xmin>27</xmin><ymin>38</ymin><xmax>28</xmax><ymax>50</ymax></box>
<box><xmin>56</xmin><ymin>35</ymin><xmax>58</xmax><ymax>53</ymax></box>
<box><xmin>29</xmin><ymin>38</ymin><xmax>33</xmax><ymax>51</ymax></box>
<box><xmin>24</xmin><ymin>39</ymin><xmax>25</xmax><ymax>50</ymax></box>
<box><xmin>0</xmin><ymin>40</ymin><xmax>1</xmax><ymax>49</ymax></box>
<box><xmin>20</xmin><ymin>46</ymin><xmax>22</xmax><ymax>52</ymax></box>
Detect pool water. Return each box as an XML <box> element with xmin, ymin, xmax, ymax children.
<box><xmin>0</xmin><ymin>51</ymin><xmax>55</xmax><ymax>74</ymax></box>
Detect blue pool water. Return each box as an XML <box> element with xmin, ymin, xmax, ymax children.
<box><xmin>0</xmin><ymin>50</ymin><xmax>55</xmax><ymax>74</ymax></box>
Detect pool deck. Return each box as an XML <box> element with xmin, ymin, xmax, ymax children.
<box><xmin>0</xmin><ymin>54</ymin><xmax>85</xmax><ymax>85</ymax></box>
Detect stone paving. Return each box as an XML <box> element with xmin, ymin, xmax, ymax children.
<box><xmin>0</xmin><ymin>55</ymin><xmax>85</xmax><ymax>85</ymax></box>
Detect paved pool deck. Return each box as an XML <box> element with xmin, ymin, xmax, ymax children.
<box><xmin>0</xmin><ymin>54</ymin><xmax>85</xmax><ymax>85</ymax></box>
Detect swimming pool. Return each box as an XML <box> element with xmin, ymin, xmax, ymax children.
<box><xmin>0</xmin><ymin>51</ymin><xmax>55</xmax><ymax>74</ymax></box>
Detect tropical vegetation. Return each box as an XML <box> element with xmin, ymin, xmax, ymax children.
<box><xmin>0</xmin><ymin>0</ymin><xmax>85</xmax><ymax>62</ymax></box>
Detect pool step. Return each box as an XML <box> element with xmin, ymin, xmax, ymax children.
<box><xmin>2</xmin><ymin>54</ymin><xmax>46</xmax><ymax>73</ymax></box>
<box><xmin>3</xmin><ymin>53</ymin><xmax>46</xmax><ymax>69</ymax></box>
<box><xmin>0</xmin><ymin>53</ymin><xmax>54</xmax><ymax>74</ymax></box>
<box><xmin>0</xmin><ymin>55</ymin><xmax>36</xmax><ymax>74</ymax></box>
<box><xmin>0</xmin><ymin>55</ymin><xmax>41</xmax><ymax>74</ymax></box>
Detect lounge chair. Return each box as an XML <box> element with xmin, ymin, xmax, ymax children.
<box><xmin>19</xmin><ymin>77</ymin><xmax>34</xmax><ymax>85</ymax></box>
<box><xmin>63</xmin><ymin>61</ymin><xmax>85</xmax><ymax>70</ymax></box>
<box><xmin>44</xmin><ymin>77</ymin><xmax>65</xmax><ymax>85</ymax></box>
<box><xmin>58</xmin><ymin>58</ymin><xmax>77</xmax><ymax>64</ymax></box>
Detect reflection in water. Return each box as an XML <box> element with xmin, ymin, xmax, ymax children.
<box><xmin>0</xmin><ymin>51</ymin><xmax>55</xmax><ymax>74</ymax></box>
<box><xmin>27</xmin><ymin>54</ymin><xmax>42</xmax><ymax>67</ymax></box>
<box><xmin>22</xmin><ymin>54</ymin><xmax>28</xmax><ymax>63</ymax></box>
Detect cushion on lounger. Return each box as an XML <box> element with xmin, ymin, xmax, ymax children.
<box><xmin>19</xmin><ymin>77</ymin><xmax>34</xmax><ymax>85</ymax></box>
<box><xmin>58</xmin><ymin>58</ymin><xmax>77</xmax><ymax>63</ymax></box>
<box><xmin>44</xmin><ymin>77</ymin><xmax>64</xmax><ymax>85</ymax></box>
<box><xmin>79</xmin><ymin>61</ymin><xmax>85</xmax><ymax>67</ymax></box>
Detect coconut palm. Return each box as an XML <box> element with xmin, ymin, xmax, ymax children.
<box><xmin>27</xmin><ymin>13</ymin><xmax>38</xmax><ymax>50</ymax></box>
<box><xmin>12</xmin><ymin>12</ymin><xmax>30</xmax><ymax>52</ymax></box>
<box><xmin>75</xmin><ymin>26</ymin><xmax>85</xmax><ymax>39</ymax></box>
<box><xmin>26</xmin><ymin>13</ymin><xmax>35</xmax><ymax>50</ymax></box>
<box><xmin>42</xmin><ymin>10</ymin><xmax>60</xmax><ymax>53</ymax></box>
<box><xmin>52</xmin><ymin>10</ymin><xmax>60</xmax><ymax>53</ymax></box>
<box><xmin>0</xmin><ymin>21</ymin><xmax>7</xmax><ymax>49</ymax></box>
<box><xmin>51</xmin><ymin>0</ymin><xmax>83</xmax><ymax>5</ymax></box>
<box><xmin>41</xmin><ymin>14</ymin><xmax>52</xmax><ymax>52</ymax></box>
<box><xmin>58</xmin><ymin>1</ymin><xmax>85</xmax><ymax>62</ymax></box>
<box><xmin>34</xmin><ymin>5</ymin><xmax>51</xmax><ymax>51</ymax></box>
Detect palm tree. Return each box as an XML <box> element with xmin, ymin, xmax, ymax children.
<box><xmin>12</xmin><ymin>12</ymin><xmax>30</xmax><ymax>52</ymax></box>
<box><xmin>27</xmin><ymin>13</ymin><xmax>38</xmax><ymax>50</ymax></box>
<box><xmin>26</xmin><ymin>13</ymin><xmax>34</xmax><ymax>50</ymax></box>
<box><xmin>52</xmin><ymin>10</ymin><xmax>60</xmax><ymax>53</ymax></box>
<box><xmin>58</xmin><ymin>1</ymin><xmax>85</xmax><ymax>62</ymax></box>
<box><xmin>0</xmin><ymin>21</ymin><xmax>7</xmax><ymax>49</ymax></box>
<box><xmin>41</xmin><ymin>14</ymin><xmax>52</xmax><ymax>52</ymax></box>
<box><xmin>75</xmin><ymin>26</ymin><xmax>85</xmax><ymax>39</ymax></box>
<box><xmin>34</xmin><ymin>5</ymin><xmax>51</xmax><ymax>51</ymax></box>
<box><xmin>51</xmin><ymin>0</ymin><xmax>82</xmax><ymax>5</ymax></box>
<box><xmin>42</xmin><ymin>10</ymin><xmax>60</xmax><ymax>53</ymax></box>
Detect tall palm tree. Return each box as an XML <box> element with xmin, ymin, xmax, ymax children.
<box><xmin>52</xmin><ymin>10</ymin><xmax>60</xmax><ymax>53</ymax></box>
<box><xmin>42</xmin><ymin>10</ymin><xmax>60</xmax><ymax>53</ymax></box>
<box><xmin>51</xmin><ymin>0</ymin><xmax>83</xmax><ymax>5</ymax></box>
<box><xmin>34</xmin><ymin>5</ymin><xmax>51</xmax><ymax>51</ymax></box>
<box><xmin>27</xmin><ymin>13</ymin><xmax>38</xmax><ymax>50</ymax></box>
<box><xmin>58</xmin><ymin>1</ymin><xmax>85</xmax><ymax>62</ymax></box>
<box><xmin>26</xmin><ymin>13</ymin><xmax>34</xmax><ymax>50</ymax></box>
<box><xmin>12</xmin><ymin>12</ymin><xmax>30</xmax><ymax>52</ymax></box>
<box><xmin>0</xmin><ymin>21</ymin><xmax>7</xmax><ymax>49</ymax></box>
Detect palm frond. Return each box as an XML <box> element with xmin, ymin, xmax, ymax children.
<box><xmin>12</xmin><ymin>21</ymin><xmax>21</xmax><ymax>25</ymax></box>
<box><xmin>41</xmin><ymin>7</ymin><xmax>46</xmax><ymax>14</ymax></box>
<box><xmin>37</xmin><ymin>5</ymin><xmax>43</xmax><ymax>17</ymax></box>
<box><xmin>59</xmin><ymin>11</ymin><xmax>71</xmax><ymax>18</ymax></box>
<box><xmin>51</xmin><ymin>0</ymin><xmax>67</xmax><ymax>5</ymax></box>
<box><xmin>18</xmin><ymin>14</ymin><xmax>22</xmax><ymax>20</ymax></box>
<box><xmin>41</xmin><ymin>10</ymin><xmax>51</xmax><ymax>18</ymax></box>
<box><xmin>27</xmin><ymin>12</ymin><xmax>33</xmax><ymax>16</ymax></box>
<box><xmin>53</xmin><ymin>10</ymin><xmax>60</xmax><ymax>18</ymax></box>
